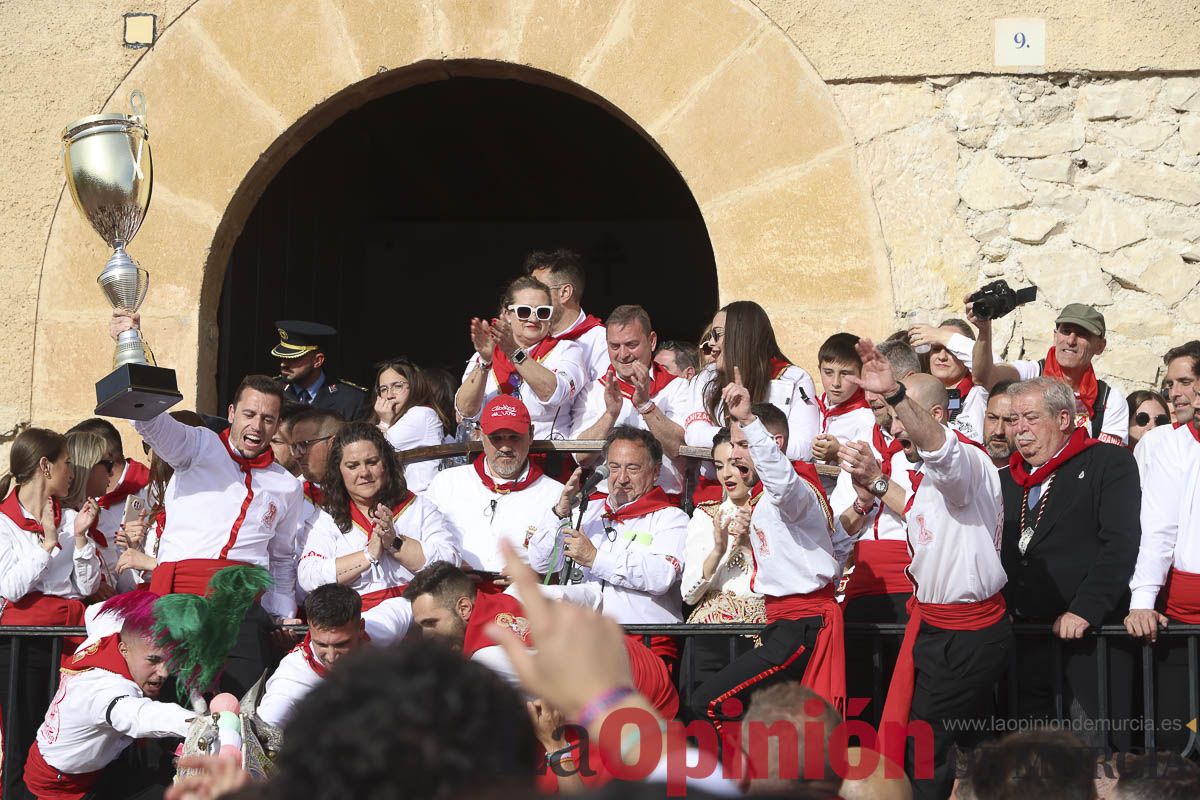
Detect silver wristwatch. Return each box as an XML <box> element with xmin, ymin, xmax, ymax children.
<box><xmin>510</xmin><ymin>348</ymin><xmax>528</xmax><ymax>365</ymax></box>
<box><xmin>868</xmin><ymin>475</ymin><xmax>890</xmax><ymax>498</ymax></box>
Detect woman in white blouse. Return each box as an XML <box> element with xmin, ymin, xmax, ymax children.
<box><xmin>297</xmin><ymin>423</ymin><xmax>459</xmax><ymax>609</ymax></box>
<box><xmin>454</xmin><ymin>276</ymin><xmax>586</xmax><ymax>441</ymax></box>
<box><xmin>680</xmin><ymin>432</ymin><xmax>765</xmax><ymax>691</ymax></box>
<box><xmin>371</xmin><ymin>358</ymin><xmax>448</xmax><ymax>493</ymax></box>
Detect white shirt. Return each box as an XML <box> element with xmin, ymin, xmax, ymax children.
<box><xmin>297</xmin><ymin>495</ymin><xmax>460</xmax><ymax>594</ymax></box>
<box><xmin>460</xmin><ymin>339</ymin><xmax>587</xmax><ymax>440</ymax></box>
<box><xmin>569</xmin><ymin>366</ymin><xmax>694</xmax><ymax>494</ymax></box>
<box><xmin>684</xmin><ymin>364</ymin><xmax>821</xmax><ymax>461</ymax></box>
<box><xmin>1014</xmin><ymin>359</ymin><xmax>1129</xmax><ymax>445</ymax></box>
<box><xmin>1130</xmin><ymin>423</ymin><xmax>1200</xmax><ymax>609</ymax></box>
<box><xmin>829</xmin><ymin>443</ymin><xmax>913</xmax><ymax>543</ymax></box>
<box><xmin>1133</xmin><ymin>422</ymin><xmax>1174</xmax><ymax>481</ymax></box>
<box><xmin>906</xmin><ymin>430</ymin><xmax>1007</xmax><ymax>604</ymax></box>
<box><xmin>527</xmin><ymin>496</ymin><xmax>689</xmax><ymax>624</ymax></box>
<box><xmin>133</xmin><ymin>413</ymin><xmax>307</xmax><ymax>618</ymax></box>
<box><xmin>739</xmin><ymin>418</ymin><xmax>840</xmax><ymax>597</ymax></box>
<box><xmin>557</xmin><ymin>309</ymin><xmax>610</xmax><ymax>384</ymax></box>
<box><xmin>0</xmin><ymin>503</ymin><xmax>99</xmax><ymax>604</ymax></box>
<box><xmin>383</xmin><ymin>405</ymin><xmax>445</xmax><ymax>493</ymax></box>
<box><xmin>424</xmin><ymin>460</ymin><xmax>564</xmax><ymax>571</ymax></box>
<box><xmin>257</xmin><ymin>597</ymin><xmax>413</xmax><ymax>729</ymax></box>
<box><xmin>680</xmin><ymin>500</ymin><xmax>760</xmax><ymax>604</ymax></box>
<box><xmin>37</xmin><ymin>657</ymin><xmax>193</xmax><ymax>774</ymax></box>
<box><xmin>942</xmin><ymin>337</ymin><xmax>988</xmax><ymax>445</ymax></box>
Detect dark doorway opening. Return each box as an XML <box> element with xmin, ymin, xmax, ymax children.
<box><xmin>217</xmin><ymin>73</ymin><xmax>718</xmax><ymax>407</ymax></box>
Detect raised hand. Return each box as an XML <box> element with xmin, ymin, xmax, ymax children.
<box><xmin>811</xmin><ymin>433</ymin><xmax>842</xmax><ymax>464</ymax></box>
<box><xmin>721</xmin><ymin>366</ymin><xmax>754</xmax><ymax>423</ymax></box>
<box><xmin>908</xmin><ymin>323</ymin><xmax>951</xmax><ymax>351</ymax></box>
<box><xmin>627</xmin><ymin>360</ymin><xmax>652</xmax><ymax>407</ymax></box>
<box><xmin>846</xmin><ymin>339</ymin><xmax>899</xmax><ymax>396</ymax></box>
<box><xmin>710</xmin><ymin>512</ymin><xmax>730</xmax><ymax>556</ymax></box>
<box><xmin>554</xmin><ymin>468</ymin><xmax>584</xmax><ymax>519</ymax></box>
<box><xmin>373</xmin><ymin>393</ymin><xmax>401</xmax><ymax>426</ymax></box>
<box><xmin>494</xmin><ymin>317</ymin><xmax>519</xmax><ymax>356</ymax></box>
<box><xmin>73</xmin><ymin>498</ymin><xmax>99</xmax><ymax>537</ymax></box>
<box><xmin>728</xmin><ymin>505</ymin><xmax>753</xmax><ymax>547</ymax></box>
<box><xmin>964</xmin><ymin>294</ymin><xmax>991</xmax><ymax>333</ymax></box>
<box><xmin>116</xmin><ymin>511</ymin><xmax>147</xmax><ymax>551</ymax></box>
<box><xmin>603</xmin><ymin>376</ymin><xmax>623</xmax><ymax>418</ymax></box>
<box><xmin>371</xmin><ymin>503</ymin><xmax>396</xmax><ymax>550</ymax></box>
<box><xmin>469</xmin><ymin>317</ymin><xmax>496</xmax><ymax>362</ymax></box>
<box><xmin>839</xmin><ymin>440</ymin><xmax>884</xmax><ymax>488</ymax></box>
<box><xmin>109</xmin><ymin>309</ymin><xmax>140</xmax><ymax>342</ymax></box>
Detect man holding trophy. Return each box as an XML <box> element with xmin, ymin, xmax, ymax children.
<box><xmin>65</xmin><ymin>93</ymin><xmax>307</xmax><ymax>695</ymax></box>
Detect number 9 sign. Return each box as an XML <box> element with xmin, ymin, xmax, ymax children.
<box><xmin>995</xmin><ymin>18</ymin><xmax>1045</xmax><ymax>67</ymax></box>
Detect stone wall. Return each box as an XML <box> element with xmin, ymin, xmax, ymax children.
<box><xmin>833</xmin><ymin>74</ymin><xmax>1200</xmax><ymax>392</ymax></box>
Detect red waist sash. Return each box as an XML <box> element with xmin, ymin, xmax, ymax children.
<box><xmin>880</xmin><ymin>593</ymin><xmax>1007</xmax><ymax>765</ymax></box>
<box><xmin>843</xmin><ymin>540</ymin><xmax>912</xmax><ymax>601</ymax></box>
<box><xmin>624</xmin><ymin>635</ymin><xmax>680</xmax><ymax>720</ymax></box>
<box><xmin>360</xmin><ymin>585</ymin><xmax>407</xmax><ymax>612</ymax></box>
<box><xmin>764</xmin><ymin>584</ymin><xmax>845</xmax><ymax>713</ymax></box>
<box><xmin>1</xmin><ymin>592</ymin><xmax>87</xmax><ymax>667</ymax></box>
<box><xmin>23</xmin><ymin>741</ymin><xmax>102</xmax><ymax>800</ymax></box>
<box><xmin>1163</xmin><ymin>568</ymin><xmax>1200</xmax><ymax>623</ymax></box>
<box><xmin>147</xmin><ymin>558</ymin><xmax>247</xmax><ymax>597</ymax></box>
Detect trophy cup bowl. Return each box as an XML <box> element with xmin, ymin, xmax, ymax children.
<box><xmin>62</xmin><ymin>91</ymin><xmax>182</xmax><ymax>420</ymax></box>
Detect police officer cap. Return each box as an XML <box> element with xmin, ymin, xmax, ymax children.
<box><xmin>272</xmin><ymin>320</ymin><xmax>337</xmax><ymax>359</ymax></box>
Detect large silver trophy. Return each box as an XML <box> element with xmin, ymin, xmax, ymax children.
<box><xmin>62</xmin><ymin>91</ymin><xmax>182</xmax><ymax>419</ymax></box>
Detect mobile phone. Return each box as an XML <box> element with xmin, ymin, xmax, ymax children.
<box><xmin>122</xmin><ymin>495</ymin><xmax>146</xmax><ymax>526</ymax></box>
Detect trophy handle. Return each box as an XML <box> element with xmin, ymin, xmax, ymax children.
<box><xmin>130</xmin><ymin>90</ymin><xmax>148</xmax><ymax>180</ymax></box>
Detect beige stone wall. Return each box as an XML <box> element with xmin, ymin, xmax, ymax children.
<box><xmin>1</xmin><ymin>0</ymin><xmax>1199</xmax><ymax>470</ymax></box>
<box><xmin>831</xmin><ymin>74</ymin><xmax>1200</xmax><ymax>392</ymax></box>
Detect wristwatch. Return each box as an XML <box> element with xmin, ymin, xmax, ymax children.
<box><xmin>883</xmin><ymin>382</ymin><xmax>907</xmax><ymax>406</ymax></box>
<box><xmin>868</xmin><ymin>475</ymin><xmax>890</xmax><ymax>498</ymax></box>
<box><xmin>510</xmin><ymin>348</ymin><xmax>528</xmax><ymax>365</ymax></box>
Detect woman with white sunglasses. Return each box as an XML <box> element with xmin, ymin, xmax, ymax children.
<box><xmin>455</xmin><ymin>276</ymin><xmax>587</xmax><ymax>441</ymax></box>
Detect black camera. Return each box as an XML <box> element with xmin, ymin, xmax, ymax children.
<box><xmin>966</xmin><ymin>280</ymin><xmax>1037</xmax><ymax>321</ymax></box>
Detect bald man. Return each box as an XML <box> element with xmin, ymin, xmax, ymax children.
<box><xmin>850</xmin><ymin>348</ymin><xmax>1009</xmax><ymax>800</ymax></box>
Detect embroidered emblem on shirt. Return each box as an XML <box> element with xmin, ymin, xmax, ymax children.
<box><xmin>262</xmin><ymin>501</ymin><xmax>278</xmax><ymax>528</ymax></box>
<box><xmin>525</xmin><ymin>525</ymin><xmax>537</xmax><ymax>547</ymax></box>
<box><xmin>494</xmin><ymin>612</ymin><xmax>531</xmax><ymax>645</ymax></box>
<box><xmin>915</xmin><ymin>513</ymin><xmax>934</xmax><ymax>545</ymax></box>
<box><xmin>754</xmin><ymin>525</ymin><xmax>770</xmax><ymax>555</ymax></box>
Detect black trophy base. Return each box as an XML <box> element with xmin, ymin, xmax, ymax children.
<box><xmin>95</xmin><ymin>363</ymin><xmax>184</xmax><ymax>420</ymax></box>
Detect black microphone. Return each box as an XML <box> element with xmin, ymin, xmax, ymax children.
<box><xmin>563</xmin><ymin>465</ymin><xmax>610</xmax><ymax>584</ymax></box>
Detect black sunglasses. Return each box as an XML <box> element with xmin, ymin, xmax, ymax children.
<box><xmin>1135</xmin><ymin>412</ymin><xmax>1170</xmax><ymax>427</ymax></box>
<box><xmin>98</xmin><ymin>459</ymin><xmax>115</xmax><ymax>474</ymax></box>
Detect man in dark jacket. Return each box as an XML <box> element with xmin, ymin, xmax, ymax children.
<box><xmin>1000</xmin><ymin>376</ymin><xmax>1141</xmax><ymax>751</ymax></box>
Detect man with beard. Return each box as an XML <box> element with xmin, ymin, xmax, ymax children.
<box><xmin>970</xmin><ymin>302</ymin><xmax>1128</xmax><ymax>445</ymax></box>
<box><xmin>570</xmin><ymin>305</ymin><xmax>692</xmax><ymax>496</ymax></box>
<box><xmin>425</xmin><ymin>395</ymin><xmax>564</xmax><ymax>573</ymax></box>
<box><xmin>24</xmin><ymin>594</ymin><xmax>193</xmax><ymax>800</ymax></box>
<box><xmin>983</xmin><ymin>380</ymin><xmax>1016</xmax><ymax>470</ymax></box>
<box><xmin>525</xmin><ymin>249</ymin><xmax>609</xmax><ymax>383</ymax></box>
<box><xmin>1000</xmin><ymin>377</ymin><xmax>1140</xmax><ymax>751</ymax></box>
<box><xmin>272</xmin><ymin>320</ymin><xmax>366</xmax><ymax>421</ymax></box>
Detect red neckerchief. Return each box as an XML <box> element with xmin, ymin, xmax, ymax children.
<box><xmin>871</xmin><ymin>425</ymin><xmax>904</xmax><ymax>478</ymax></box>
<box><xmin>463</xmin><ymin>591</ymin><xmax>531</xmax><ymax>659</ymax></box>
<box><xmin>818</xmin><ymin>389</ymin><xmax>870</xmax><ymax>426</ymax></box>
<box><xmin>491</xmin><ymin>337</ymin><xmax>560</xmax><ymax>395</ymax></box>
<box><xmin>951</xmin><ymin>374</ymin><xmax>974</xmax><ymax>398</ymax></box>
<box><xmin>1189</xmin><ymin>422</ymin><xmax>1200</xmax><ymax>443</ymax></box>
<box><xmin>598</xmin><ymin>364</ymin><xmax>677</xmax><ymax>400</ymax></box>
<box><xmin>769</xmin><ymin>357</ymin><xmax>791</xmax><ymax>380</ymax></box>
<box><xmin>472</xmin><ymin>455</ymin><xmax>544</xmax><ymax>494</ymax></box>
<box><xmin>303</xmin><ymin>481</ymin><xmax>325</xmax><ymax>507</ymax></box>
<box><xmin>600</xmin><ymin>487</ymin><xmax>675</xmax><ymax>523</ymax></box>
<box><xmin>96</xmin><ymin>460</ymin><xmax>151</xmax><ymax>511</ymax></box>
<box><xmin>1008</xmin><ymin>427</ymin><xmax>1098</xmax><ymax>488</ymax></box>
<box><xmin>0</xmin><ymin>491</ymin><xmax>61</xmax><ymax>535</ymax></box>
<box><xmin>300</xmin><ymin>633</ymin><xmax>330</xmax><ymax>678</ymax></box>
<box><xmin>552</xmin><ymin>313</ymin><xmax>604</xmax><ymax>342</ymax></box>
<box><xmin>349</xmin><ymin>493</ymin><xmax>417</xmax><ymax>541</ymax></box>
<box><xmin>903</xmin><ymin>431</ymin><xmax>985</xmax><ymax>513</ymax></box>
<box><xmin>1042</xmin><ymin>347</ymin><xmax>1099</xmax><ymax>419</ymax></box>
<box><xmin>64</xmin><ymin>633</ymin><xmax>134</xmax><ymax>681</ymax></box>
<box><xmin>219</xmin><ymin>429</ymin><xmax>275</xmax><ymax>471</ymax></box>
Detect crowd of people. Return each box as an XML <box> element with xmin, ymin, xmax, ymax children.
<box><xmin>1</xmin><ymin>246</ymin><xmax>1199</xmax><ymax>800</ymax></box>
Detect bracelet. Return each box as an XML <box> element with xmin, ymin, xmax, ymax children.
<box><xmin>852</xmin><ymin>498</ymin><xmax>876</xmax><ymax>516</ymax></box>
<box><xmin>545</xmin><ymin>742</ymin><xmax>580</xmax><ymax>766</ymax></box>
<box><xmin>363</xmin><ymin>548</ymin><xmax>380</xmax><ymax>568</ymax></box>
<box><xmin>883</xmin><ymin>382</ymin><xmax>907</xmax><ymax>406</ymax></box>
<box><xmin>636</xmin><ymin>400</ymin><xmax>656</xmax><ymax>415</ymax></box>
<box><xmin>578</xmin><ymin>686</ymin><xmax>636</xmax><ymax>729</ymax></box>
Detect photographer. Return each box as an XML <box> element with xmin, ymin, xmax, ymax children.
<box><xmin>968</xmin><ymin>297</ymin><xmax>1128</xmax><ymax>446</ymax></box>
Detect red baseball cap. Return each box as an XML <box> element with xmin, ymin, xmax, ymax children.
<box><xmin>480</xmin><ymin>395</ymin><xmax>532</xmax><ymax>435</ymax></box>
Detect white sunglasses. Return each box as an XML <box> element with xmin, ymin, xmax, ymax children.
<box><xmin>507</xmin><ymin>304</ymin><xmax>553</xmax><ymax>321</ymax></box>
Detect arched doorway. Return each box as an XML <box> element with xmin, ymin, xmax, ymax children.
<box><xmin>216</xmin><ymin>73</ymin><xmax>718</xmax><ymax>405</ymax></box>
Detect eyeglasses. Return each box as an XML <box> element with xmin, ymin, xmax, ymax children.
<box><xmin>377</xmin><ymin>380</ymin><xmax>410</xmax><ymax>397</ymax></box>
<box><xmin>290</xmin><ymin>435</ymin><xmax>334</xmax><ymax>456</ymax></box>
<box><xmin>707</xmin><ymin>327</ymin><xmax>724</xmax><ymax>343</ymax></box>
<box><xmin>1135</xmin><ymin>412</ymin><xmax>1170</xmax><ymax>427</ymax></box>
<box><xmin>701</xmin><ymin>341</ymin><xmax>714</xmax><ymax>356</ymax></box>
<box><xmin>507</xmin><ymin>304</ymin><xmax>553</xmax><ymax>321</ymax></box>
<box><xmin>98</xmin><ymin>459</ymin><xmax>115</xmax><ymax>474</ymax></box>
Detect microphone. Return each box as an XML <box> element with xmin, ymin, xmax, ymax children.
<box><xmin>562</xmin><ymin>465</ymin><xmax>610</xmax><ymax>585</ymax></box>
<box><xmin>580</xmin><ymin>464</ymin><xmax>610</xmax><ymax>498</ymax></box>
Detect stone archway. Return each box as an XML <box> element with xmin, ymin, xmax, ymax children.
<box><xmin>34</xmin><ymin>0</ymin><xmax>893</xmax><ymax>427</ymax></box>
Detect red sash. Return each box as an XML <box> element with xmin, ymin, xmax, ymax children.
<box><xmin>303</xmin><ymin>481</ymin><xmax>325</xmax><ymax>507</ymax></box>
<box><xmin>843</xmin><ymin>540</ymin><xmax>912</xmax><ymax>601</ymax></box>
<box><xmin>1008</xmin><ymin>427</ymin><xmax>1098</xmax><ymax>487</ymax></box>
<box><xmin>1042</xmin><ymin>347</ymin><xmax>1099</xmax><ymax>420</ymax></box>
<box><xmin>23</xmin><ymin>741</ymin><xmax>102</xmax><ymax>800</ymax></box>
<box><xmin>553</xmin><ymin>313</ymin><xmax>604</xmax><ymax>342</ymax></box>
<box><xmin>1162</xmin><ymin>568</ymin><xmax>1200</xmax><ymax>624</ymax></box>
<box><xmin>818</xmin><ymin>390</ymin><xmax>870</xmax><ymax>431</ymax></box>
<box><xmin>463</xmin><ymin>591</ymin><xmax>531</xmax><ymax>658</ymax></box>
<box><xmin>623</xmin><ymin>635</ymin><xmax>680</xmax><ymax>720</ymax></box>
<box><xmin>598</xmin><ymin>365</ymin><xmax>677</xmax><ymax>401</ymax></box>
<box><xmin>472</xmin><ymin>455</ymin><xmax>544</xmax><ymax>494</ymax></box>
<box><xmin>359</xmin><ymin>585</ymin><xmax>407</xmax><ymax>612</ymax></box>
<box><xmin>491</xmin><ymin>337</ymin><xmax>559</xmax><ymax>396</ymax></box>
<box><xmin>147</xmin><ymin>558</ymin><xmax>247</xmax><ymax>597</ymax></box>
<box><xmin>763</xmin><ymin>585</ymin><xmax>845</xmax><ymax>713</ymax></box>
<box><xmin>769</xmin><ymin>357</ymin><xmax>791</xmax><ymax>380</ymax></box>
<box><xmin>599</xmin><ymin>487</ymin><xmax>676</xmax><ymax>523</ymax></box>
<box><xmin>879</xmin><ymin>593</ymin><xmax>1007</xmax><ymax>765</ymax></box>
<box><xmin>349</xmin><ymin>493</ymin><xmax>417</xmax><ymax>541</ymax></box>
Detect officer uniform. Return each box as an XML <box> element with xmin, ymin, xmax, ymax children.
<box><xmin>272</xmin><ymin>320</ymin><xmax>367</xmax><ymax>421</ymax></box>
